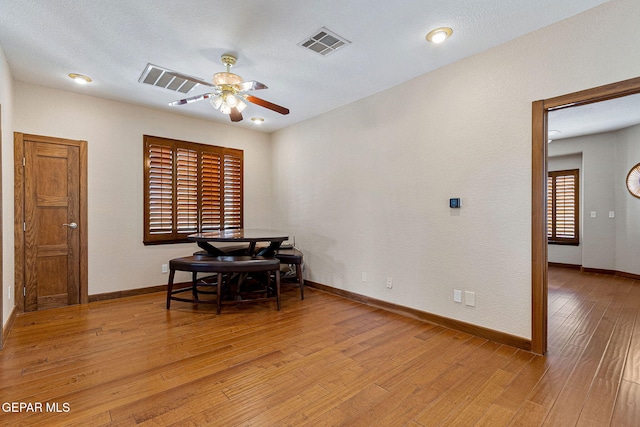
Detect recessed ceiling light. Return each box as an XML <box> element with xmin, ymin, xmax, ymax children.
<box><xmin>68</xmin><ymin>73</ymin><xmax>92</xmax><ymax>84</ymax></box>
<box><xmin>251</xmin><ymin>117</ymin><xmax>264</xmax><ymax>124</ymax></box>
<box><xmin>426</xmin><ymin>27</ymin><xmax>453</xmax><ymax>44</ymax></box>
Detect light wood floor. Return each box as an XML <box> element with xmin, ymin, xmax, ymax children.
<box><xmin>0</xmin><ymin>267</ymin><xmax>639</xmax><ymax>426</ymax></box>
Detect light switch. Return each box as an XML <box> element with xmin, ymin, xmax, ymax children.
<box><xmin>609</xmin><ymin>211</ymin><xmax>615</xmax><ymax>218</ymax></box>
<box><xmin>454</xmin><ymin>290</ymin><xmax>462</xmax><ymax>303</ymax></box>
<box><xmin>590</xmin><ymin>211</ymin><xmax>597</xmax><ymax>218</ymax></box>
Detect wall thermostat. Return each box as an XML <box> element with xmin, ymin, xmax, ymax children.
<box><xmin>450</xmin><ymin>198</ymin><xmax>461</xmax><ymax>208</ymax></box>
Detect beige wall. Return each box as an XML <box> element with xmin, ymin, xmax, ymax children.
<box><xmin>270</xmin><ymin>0</ymin><xmax>640</xmax><ymax>339</ymax></box>
<box><xmin>12</xmin><ymin>81</ymin><xmax>273</xmax><ymax>295</ymax></box>
<box><xmin>0</xmin><ymin>42</ymin><xmax>14</xmax><ymax>327</ymax></box>
<box><xmin>616</xmin><ymin>124</ymin><xmax>640</xmax><ymax>276</ymax></box>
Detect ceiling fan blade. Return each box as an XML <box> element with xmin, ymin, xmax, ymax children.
<box><xmin>229</xmin><ymin>107</ymin><xmax>243</xmax><ymax>122</ymax></box>
<box><xmin>237</xmin><ymin>80</ymin><xmax>268</xmax><ymax>92</ymax></box>
<box><xmin>168</xmin><ymin>92</ymin><xmax>214</xmax><ymax>106</ymax></box>
<box><xmin>245</xmin><ymin>95</ymin><xmax>290</xmax><ymax>115</ymax></box>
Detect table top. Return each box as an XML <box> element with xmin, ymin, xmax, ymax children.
<box><xmin>188</xmin><ymin>228</ymin><xmax>289</xmax><ymax>243</ymax></box>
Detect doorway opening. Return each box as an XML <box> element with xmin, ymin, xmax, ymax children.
<box><xmin>531</xmin><ymin>76</ymin><xmax>640</xmax><ymax>355</ymax></box>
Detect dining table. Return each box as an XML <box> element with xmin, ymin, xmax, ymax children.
<box><xmin>187</xmin><ymin>228</ymin><xmax>289</xmax><ymax>257</ymax></box>
<box><xmin>187</xmin><ymin>229</ymin><xmax>289</xmax><ymax>305</ymax></box>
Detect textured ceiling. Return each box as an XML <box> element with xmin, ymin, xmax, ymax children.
<box><xmin>549</xmin><ymin>93</ymin><xmax>640</xmax><ymax>142</ymax></box>
<box><xmin>0</xmin><ymin>0</ymin><xmax>613</xmax><ymax>133</ymax></box>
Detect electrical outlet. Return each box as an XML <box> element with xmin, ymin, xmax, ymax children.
<box><xmin>362</xmin><ymin>272</ymin><xmax>367</xmax><ymax>282</ymax></box>
<box><xmin>386</xmin><ymin>277</ymin><xmax>393</xmax><ymax>289</ymax></box>
<box><xmin>161</xmin><ymin>264</ymin><xmax>168</xmax><ymax>274</ymax></box>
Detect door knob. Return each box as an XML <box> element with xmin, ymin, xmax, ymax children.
<box><xmin>63</xmin><ymin>222</ymin><xmax>78</xmax><ymax>229</ymax></box>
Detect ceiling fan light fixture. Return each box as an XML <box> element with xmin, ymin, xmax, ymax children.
<box><xmin>225</xmin><ymin>93</ymin><xmax>238</xmax><ymax>107</ymax></box>
<box><xmin>236</xmin><ymin>99</ymin><xmax>247</xmax><ymax>113</ymax></box>
<box><xmin>426</xmin><ymin>27</ymin><xmax>453</xmax><ymax>44</ymax></box>
<box><xmin>210</xmin><ymin>94</ymin><xmax>223</xmax><ymax>109</ymax></box>
<box><xmin>220</xmin><ymin>104</ymin><xmax>232</xmax><ymax>115</ymax></box>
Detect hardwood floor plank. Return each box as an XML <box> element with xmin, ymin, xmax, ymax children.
<box><xmin>1</xmin><ymin>269</ymin><xmax>639</xmax><ymax>426</ymax></box>
<box><xmin>610</xmin><ymin>379</ymin><xmax>640</xmax><ymax>426</ymax></box>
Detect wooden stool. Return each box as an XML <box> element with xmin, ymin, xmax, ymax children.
<box><xmin>167</xmin><ymin>255</ymin><xmax>281</xmax><ymax>314</ymax></box>
<box><xmin>275</xmin><ymin>248</ymin><xmax>304</xmax><ymax>299</ymax></box>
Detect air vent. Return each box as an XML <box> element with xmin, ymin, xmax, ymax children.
<box><xmin>138</xmin><ymin>64</ymin><xmax>199</xmax><ymax>93</ymax></box>
<box><xmin>299</xmin><ymin>27</ymin><xmax>350</xmax><ymax>56</ymax></box>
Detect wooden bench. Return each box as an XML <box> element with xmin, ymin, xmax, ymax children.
<box><xmin>167</xmin><ymin>255</ymin><xmax>281</xmax><ymax>314</ymax></box>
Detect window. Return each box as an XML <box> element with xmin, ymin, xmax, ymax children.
<box><xmin>143</xmin><ymin>135</ymin><xmax>243</xmax><ymax>244</ymax></box>
<box><xmin>547</xmin><ymin>169</ymin><xmax>579</xmax><ymax>245</ymax></box>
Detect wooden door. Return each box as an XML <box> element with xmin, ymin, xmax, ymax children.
<box><xmin>19</xmin><ymin>134</ymin><xmax>87</xmax><ymax>311</ymax></box>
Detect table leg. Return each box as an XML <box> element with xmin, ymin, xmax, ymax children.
<box><xmin>197</xmin><ymin>241</ymin><xmax>226</xmax><ymax>256</ymax></box>
<box><xmin>256</xmin><ymin>241</ymin><xmax>283</xmax><ymax>257</ymax></box>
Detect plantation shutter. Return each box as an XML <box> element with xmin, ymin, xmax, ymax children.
<box><xmin>547</xmin><ymin>169</ymin><xmax>579</xmax><ymax>245</ymax></box>
<box><xmin>144</xmin><ymin>136</ymin><xmax>243</xmax><ymax>244</ymax></box>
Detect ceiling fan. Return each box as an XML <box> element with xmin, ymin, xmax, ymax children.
<box><xmin>167</xmin><ymin>54</ymin><xmax>289</xmax><ymax>123</ymax></box>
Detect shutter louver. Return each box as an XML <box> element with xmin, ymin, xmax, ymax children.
<box><xmin>176</xmin><ymin>148</ymin><xmax>198</xmax><ymax>233</ymax></box>
<box><xmin>555</xmin><ymin>175</ymin><xmax>576</xmax><ymax>238</ymax></box>
<box><xmin>223</xmin><ymin>152</ymin><xmax>243</xmax><ymax>229</ymax></box>
<box><xmin>547</xmin><ymin>176</ymin><xmax>553</xmax><ymax>239</ymax></box>
<box><xmin>201</xmin><ymin>151</ymin><xmax>222</xmax><ymax>230</ymax></box>
<box><xmin>148</xmin><ymin>144</ymin><xmax>173</xmax><ymax>235</ymax></box>
<box><xmin>547</xmin><ymin>170</ymin><xmax>579</xmax><ymax>244</ymax></box>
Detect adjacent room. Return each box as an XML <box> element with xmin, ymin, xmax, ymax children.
<box><xmin>0</xmin><ymin>0</ymin><xmax>639</xmax><ymax>425</ymax></box>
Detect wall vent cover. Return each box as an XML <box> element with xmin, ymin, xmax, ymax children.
<box><xmin>138</xmin><ymin>64</ymin><xmax>199</xmax><ymax>93</ymax></box>
<box><xmin>298</xmin><ymin>27</ymin><xmax>350</xmax><ymax>56</ymax></box>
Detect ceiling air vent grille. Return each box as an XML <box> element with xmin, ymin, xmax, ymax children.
<box><xmin>299</xmin><ymin>27</ymin><xmax>350</xmax><ymax>56</ymax></box>
<box><xmin>138</xmin><ymin>64</ymin><xmax>199</xmax><ymax>94</ymax></box>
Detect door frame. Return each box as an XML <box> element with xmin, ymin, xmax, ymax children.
<box><xmin>531</xmin><ymin>76</ymin><xmax>640</xmax><ymax>355</ymax></box>
<box><xmin>14</xmin><ymin>133</ymin><xmax>88</xmax><ymax>311</ymax></box>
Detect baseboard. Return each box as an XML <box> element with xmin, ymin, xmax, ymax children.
<box><xmin>89</xmin><ymin>284</ymin><xmax>169</xmax><ymax>302</ymax></box>
<box><xmin>2</xmin><ymin>305</ymin><xmax>18</xmax><ymax>348</ymax></box>
<box><xmin>305</xmin><ymin>280</ymin><xmax>531</xmax><ymax>352</ymax></box>
<box><xmin>580</xmin><ymin>267</ymin><xmax>640</xmax><ymax>281</ymax></box>
<box><xmin>548</xmin><ymin>262</ymin><xmax>581</xmax><ymax>270</ymax></box>
<box><xmin>549</xmin><ymin>263</ymin><xmax>640</xmax><ymax>281</ymax></box>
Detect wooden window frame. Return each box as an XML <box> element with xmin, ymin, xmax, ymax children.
<box><xmin>143</xmin><ymin>135</ymin><xmax>243</xmax><ymax>245</ymax></box>
<box><xmin>547</xmin><ymin>169</ymin><xmax>579</xmax><ymax>245</ymax></box>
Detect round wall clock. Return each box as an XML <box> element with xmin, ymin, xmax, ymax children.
<box><xmin>627</xmin><ymin>162</ymin><xmax>640</xmax><ymax>198</ymax></box>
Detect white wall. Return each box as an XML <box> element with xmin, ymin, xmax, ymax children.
<box><xmin>270</xmin><ymin>0</ymin><xmax>640</xmax><ymax>339</ymax></box>
<box><xmin>0</xmin><ymin>42</ymin><xmax>14</xmax><ymax>328</ymax></box>
<box><xmin>548</xmin><ymin>153</ymin><xmax>583</xmax><ymax>266</ymax></box>
<box><xmin>13</xmin><ymin>81</ymin><xmax>273</xmax><ymax>295</ymax></box>
<box><xmin>616</xmin><ymin>124</ymin><xmax>640</xmax><ymax>276</ymax></box>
